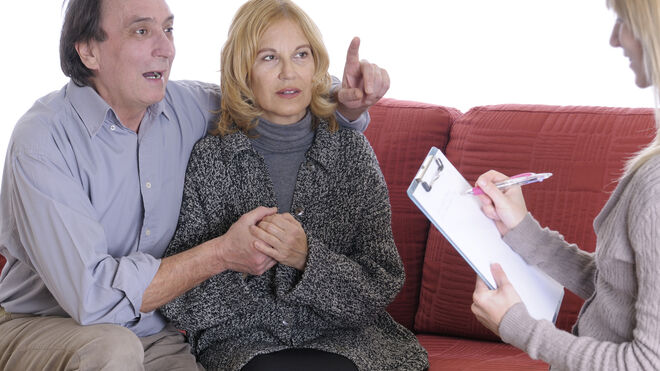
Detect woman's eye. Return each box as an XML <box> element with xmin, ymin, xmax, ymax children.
<box><xmin>263</xmin><ymin>55</ymin><xmax>275</xmax><ymax>61</ymax></box>
<box><xmin>296</xmin><ymin>51</ymin><xmax>309</xmax><ymax>58</ymax></box>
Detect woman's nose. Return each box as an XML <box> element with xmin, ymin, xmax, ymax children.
<box><xmin>610</xmin><ymin>21</ymin><xmax>621</xmax><ymax>48</ymax></box>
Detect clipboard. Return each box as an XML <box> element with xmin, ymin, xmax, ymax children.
<box><xmin>407</xmin><ymin>147</ymin><xmax>564</xmax><ymax>323</ymax></box>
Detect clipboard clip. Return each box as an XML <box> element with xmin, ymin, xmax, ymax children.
<box><xmin>414</xmin><ymin>155</ymin><xmax>444</xmax><ymax>192</ymax></box>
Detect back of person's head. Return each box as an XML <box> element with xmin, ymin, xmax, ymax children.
<box><xmin>60</xmin><ymin>0</ymin><xmax>107</xmax><ymax>87</ymax></box>
<box><xmin>608</xmin><ymin>0</ymin><xmax>660</xmax><ymax>173</ymax></box>
<box><xmin>215</xmin><ymin>0</ymin><xmax>337</xmax><ymax>136</ymax></box>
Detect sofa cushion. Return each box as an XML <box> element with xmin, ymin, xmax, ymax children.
<box><xmin>417</xmin><ymin>334</ymin><xmax>548</xmax><ymax>370</ymax></box>
<box><xmin>415</xmin><ymin>104</ymin><xmax>655</xmax><ymax>339</ymax></box>
<box><xmin>365</xmin><ymin>98</ymin><xmax>461</xmax><ymax>330</ymax></box>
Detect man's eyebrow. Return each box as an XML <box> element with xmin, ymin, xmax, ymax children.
<box><xmin>128</xmin><ymin>14</ymin><xmax>174</xmax><ymax>26</ymax></box>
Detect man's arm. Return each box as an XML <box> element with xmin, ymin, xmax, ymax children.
<box><xmin>140</xmin><ymin>206</ymin><xmax>277</xmax><ymax>312</ymax></box>
<box><xmin>6</xmin><ymin>138</ymin><xmax>274</xmax><ymax>328</ymax></box>
<box><xmin>7</xmin><ymin>151</ymin><xmax>159</xmax><ymax>328</ymax></box>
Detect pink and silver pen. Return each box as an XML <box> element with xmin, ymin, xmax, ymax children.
<box><xmin>466</xmin><ymin>172</ymin><xmax>553</xmax><ymax>195</ymax></box>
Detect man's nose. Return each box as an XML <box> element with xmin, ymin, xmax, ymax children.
<box><xmin>154</xmin><ymin>30</ymin><xmax>175</xmax><ymax>59</ymax></box>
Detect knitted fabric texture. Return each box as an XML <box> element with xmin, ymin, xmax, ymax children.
<box><xmin>499</xmin><ymin>154</ymin><xmax>660</xmax><ymax>370</ymax></box>
<box><xmin>160</xmin><ymin>121</ymin><xmax>428</xmax><ymax>371</ymax></box>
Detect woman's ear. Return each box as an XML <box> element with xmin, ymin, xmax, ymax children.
<box><xmin>75</xmin><ymin>40</ymin><xmax>100</xmax><ymax>71</ymax></box>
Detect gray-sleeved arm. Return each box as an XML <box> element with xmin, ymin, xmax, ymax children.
<box><xmin>282</xmin><ymin>135</ymin><xmax>403</xmax><ymax>328</ymax></box>
<box><xmin>503</xmin><ymin>213</ymin><xmax>595</xmax><ymax>300</ymax></box>
<box><xmin>498</xmin><ymin>168</ymin><xmax>660</xmax><ymax>370</ymax></box>
<box><xmin>6</xmin><ymin>150</ymin><xmax>160</xmax><ymax>334</ymax></box>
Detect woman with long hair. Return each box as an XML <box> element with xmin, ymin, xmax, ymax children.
<box><xmin>159</xmin><ymin>0</ymin><xmax>427</xmax><ymax>370</ymax></box>
<box><xmin>471</xmin><ymin>0</ymin><xmax>660</xmax><ymax>369</ymax></box>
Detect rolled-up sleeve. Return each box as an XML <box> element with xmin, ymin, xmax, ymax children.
<box><xmin>9</xmin><ymin>150</ymin><xmax>161</xmax><ymax>333</ymax></box>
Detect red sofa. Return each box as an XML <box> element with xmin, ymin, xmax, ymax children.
<box><xmin>0</xmin><ymin>99</ymin><xmax>654</xmax><ymax>369</ymax></box>
<box><xmin>366</xmin><ymin>98</ymin><xmax>655</xmax><ymax>370</ymax></box>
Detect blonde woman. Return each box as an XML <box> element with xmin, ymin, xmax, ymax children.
<box><xmin>471</xmin><ymin>0</ymin><xmax>660</xmax><ymax>369</ymax></box>
<box><xmin>159</xmin><ymin>0</ymin><xmax>427</xmax><ymax>370</ymax></box>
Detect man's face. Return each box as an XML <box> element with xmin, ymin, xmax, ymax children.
<box><xmin>81</xmin><ymin>0</ymin><xmax>175</xmax><ymax>120</ymax></box>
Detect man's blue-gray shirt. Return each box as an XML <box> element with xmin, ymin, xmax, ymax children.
<box><xmin>0</xmin><ymin>79</ymin><xmax>367</xmax><ymax>336</ymax></box>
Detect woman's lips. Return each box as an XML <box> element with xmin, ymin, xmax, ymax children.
<box><xmin>277</xmin><ymin>88</ymin><xmax>301</xmax><ymax>98</ymax></box>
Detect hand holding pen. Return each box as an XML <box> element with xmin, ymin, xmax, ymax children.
<box><xmin>466</xmin><ymin>172</ymin><xmax>552</xmax><ymax>195</ymax></box>
<box><xmin>471</xmin><ymin>170</ymin><xmax>551</xmax><ymax>235</ymax></box>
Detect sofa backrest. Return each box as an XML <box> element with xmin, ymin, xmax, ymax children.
<box><xmin>414</xmin><ymin>104</ymin><xmax>655</xmax><ymax>340</ymax></box>
<box><xmin>365</xmin><ymin>98</ymin><xmax>461</xmax><ymax>330</ymax></box>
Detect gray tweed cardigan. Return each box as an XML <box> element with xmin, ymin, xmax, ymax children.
<box><xmin>159</xmin><ymin>121</ymin><xmax>428</xmax><ymax>371</ymax></box>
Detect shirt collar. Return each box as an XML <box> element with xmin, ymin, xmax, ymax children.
<box><xmin>66</xmin><ymin>80</ymin><xmax>172</xmax><ymax>137</ymax></box>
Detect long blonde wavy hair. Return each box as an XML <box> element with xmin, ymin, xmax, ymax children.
<box><xmin>213</xmin><ymin>0</ymin><xmax>337</xmax><ymax>136</ymax></box>
<box><xmin>608</xmin><ymin>0</ymin><xmax>660</xmax><ymax>174</ymax></box>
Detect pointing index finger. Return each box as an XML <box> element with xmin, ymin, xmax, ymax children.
<box><xmin>345</xmin><ymin>37</ymin><xmax>361</xmax><ymax>66</ymax></box>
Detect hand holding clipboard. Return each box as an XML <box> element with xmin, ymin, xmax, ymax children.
<box><xmin>407</xmin><ymin>147</ymin><xmax>564</xmax><ymax>323</ymax></box>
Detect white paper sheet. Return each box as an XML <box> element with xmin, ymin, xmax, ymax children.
<box><xmin>408</xmin><ymin>147</ymin><xmax>564</xmax><ymax>323</ymax></box>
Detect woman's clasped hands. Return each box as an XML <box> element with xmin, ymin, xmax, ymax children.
<box><xmin>251</xmin><ymin>213</ymin><xmax>309</xmax><ymax>271</ymax></box>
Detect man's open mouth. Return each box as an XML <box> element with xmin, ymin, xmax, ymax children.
<box><xmin>143</xmin><ymin>72</ymin><xmax>163</xmax><ymax>80</ymax></box>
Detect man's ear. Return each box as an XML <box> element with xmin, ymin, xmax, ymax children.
<box><xmin>75</xmin><ymin>40</ymin><xmax>100</xmax><ymax>70</ymax></box>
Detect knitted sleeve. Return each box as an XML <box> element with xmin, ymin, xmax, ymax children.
<box><xmin>158</xmin><ymin>138</ymin><xmax>235</xmax><ymax>342</ymax></box>
<box><xmin>498</xmin><ymin>158</ymin><xmax>660</xmax><ymax>370</ymax></box>
<box><xmin>503</xmin><ymin>214</ymin><xmax>596</xmax><ymax>300</ymax></box>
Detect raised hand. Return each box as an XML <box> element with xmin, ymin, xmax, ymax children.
<box><xmin>337</xmin><ymin>37</ymin><xmax>390</xmax><ymax>121</ymax></box>
<box><xmin>250</xmin><ymin>213</ymin><xmax>309</xmax><ymax>271</ymax></box>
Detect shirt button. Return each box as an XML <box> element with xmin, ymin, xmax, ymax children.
<box><xmin>110</xmin><ymin>125</ymin><xmax>116</xmax><ymax>131</ymax></box>
<box><xmin>145</xmin><ymin>229</ymin><xmax>151</xmax><ymax>236</ymax></box>
<box><xmin>282</xmin><ymin>320</ymin><xmax>289</xmax><ymax>326</ymax></box>
<box><xmin>294</xmin><ymin>208</ymin><xmax>303</xmax><ymax>216</ymax></box>
<box><xmin>306</xmin><ymin>161</ymin><xmax>315</xmax><ymax>171</ymax></box>
<box><xmin>145</xmin><ymin>182</ymin><xmax>152</xmax><ymax>189</ymax></box>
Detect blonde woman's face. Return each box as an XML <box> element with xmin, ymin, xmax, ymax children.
<box><xmin>610</xmin><ymin>18</ymin><xmax>650</xmax><ymax>88</ymax></box>
<box><xmin>250</xmin><ymin>19</ymin><xmax>315</xmax><ymax>125</ymax></box>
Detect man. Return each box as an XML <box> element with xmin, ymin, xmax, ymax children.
<box><xmin>0</xmin><ymin>0</ymin><xmax>389</xmax><ymax>369</ymax></box>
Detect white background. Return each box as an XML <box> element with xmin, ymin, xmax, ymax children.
<box><xmin>0</xmin><ymin>1</ymin><xmax>655</xmax><ymax>176</ymax></box>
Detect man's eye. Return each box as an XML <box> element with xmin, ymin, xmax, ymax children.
<box><xmin>136</xmin><ymin>29</ymin><xmax>147</xmax><ymax>35</ymax></box>
<box><xmin>165</xmin><ymin>27</ymin><xmax>174</xmax><ymax>33</ymax></box>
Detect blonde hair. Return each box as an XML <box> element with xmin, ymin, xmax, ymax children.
<box><xmin>608</xmin><ymin>0</ymin><xmax>660</xmax><ymax>174</ymax></box>
<box><xmin>213</xmin><ymin>0</ymin><xmax>337</xmax><ymax>136</ymax></box>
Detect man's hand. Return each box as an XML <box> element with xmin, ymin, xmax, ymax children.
<box><xmin>336</xmin><ymin>37</ymin><xmax>390</xmax><ymax>121</ymax></box>
<box><xmin>141</xmin><ymin>206</ymin><xmax>277</xmax><ymax>312</ymax></box>
<box><xmin>251</xmin><ymin>213</ymin><xmax>309</xmax><ymax>271</ymax></box>
<box><xmin>471</xmin><ymin>263</ymin><xmax>523</xmax><ymax>336</ymax></box>
<box><xmin>215</xmin><ymin>206</ymin><xmax>278</xmax><ymax>275</ymax></box>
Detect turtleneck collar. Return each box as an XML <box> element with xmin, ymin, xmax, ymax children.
<box><xmin>249</xmin><ymin>111</ymin><xmax>314</xmax><ymax>153</ymax></box>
